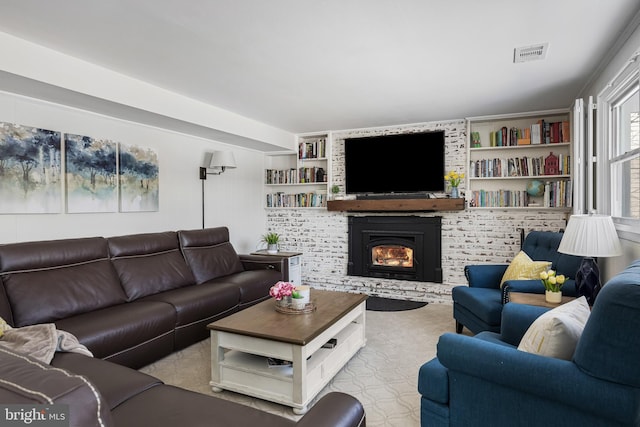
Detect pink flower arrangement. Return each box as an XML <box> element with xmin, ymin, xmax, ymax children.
<box><xmin>269</xmin><ymin>281</ymin><xmax>296</xmax><ymax>300</ymax></box>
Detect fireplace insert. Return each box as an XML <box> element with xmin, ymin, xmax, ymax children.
<box><xmin>347</xmin><ymin>216</ymin><xmax>442</xmax><ymax>282</ymax></box>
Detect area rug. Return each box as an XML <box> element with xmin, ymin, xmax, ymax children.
<box><xmin>366</xmin><ymin>296</ymin><xmax>428</xmax><ymax>312</ymax></box>
<box><xmin>140</xmin><ymin>302</ymin><xmax>464</xmax><ymax>427</ymax></box>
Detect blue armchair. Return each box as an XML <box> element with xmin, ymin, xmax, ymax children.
<box><xmin>419</xmin><ymin>259</ymin><xmax>640</xmax><ymax>427</ymax></box>
<box><xmin>452</xmin><ymin>231</ymin><xmax>583</xmax><ymax>334</ymax></box>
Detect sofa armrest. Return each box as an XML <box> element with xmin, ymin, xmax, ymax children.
<box><xmin>418</xmin><ymin>357</ymin><xmax>449</xmax><ymax>404</ymax></box>
<box><xmin>239</xmin><ymin>254</ymin><xmax>284</xmax><ymax>272</ymax></box>
<box><xmin>436</xmin><ymin>333</ymin><xmax>639</xmax><ymax>424</ymax></box>
<box><xmin>464</xmin><ymin>264</ymin><xmax>508</xmax><ymax>289</ymax></box>
<box><xmin>295</xmin><ymin>392</ymin><xmax>366</xmax><ymax>427</ymax></box>
<box><xmin>0</xmin><ymin>348</ymin><xmax>114</xmax><ymax>427</ymax></box>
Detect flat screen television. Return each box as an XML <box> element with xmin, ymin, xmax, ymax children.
<box><xmin>344</xmin><ymin>131</ymin><xmax>446</xmax><ymax>195</ymax></box>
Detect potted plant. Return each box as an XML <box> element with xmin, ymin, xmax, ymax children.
<box><xmin>291</xmin><ymin>289</ymin><xmax>306</xmax><ymax>310</ymax></box>
<box><xmin>330</xmin><ymin>184</ymin><xmax>341</xmax><ymax>200</ymax></box>
<box><xmin>269</xmin><ymin>281</ymin><xmax>295</xmax><ymax>307</ymax></box>
<box><xmin>262</xmin><ymin>232</ymin><xmax>280</xmax><ymax>254</ymax></box>
<box><xmin>540</xmin><ymin>269</ymin><xmax>566</xmax><ymax>303</ymax></box>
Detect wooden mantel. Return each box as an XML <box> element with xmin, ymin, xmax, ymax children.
<box><xmin>326</xmin><ymin>198</ymin><xmax>465</xmax><ymax>212</ymax></box>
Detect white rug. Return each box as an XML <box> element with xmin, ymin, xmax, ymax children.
<box><xmin>140</xmin><ymin>302</ymin><xmax>463</xmax><ymax>427</ymax></box>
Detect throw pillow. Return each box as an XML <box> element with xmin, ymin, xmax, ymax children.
<box><xmin>0</xmin><ymin>316</ymin><xmax>11</xmax><ymax>339</ymax></box>
<box><xmin>500</xmin><ymin>250</ymin><xmax>552</xmax><ymax>288</ymax></box>
<box><xmin>517</xmin><ymin>296</ymin><xmax>590</xmax><ymax>360</ymax></box>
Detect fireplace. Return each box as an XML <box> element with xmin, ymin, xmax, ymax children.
<box><xmin>348</xmin><ymin>216</ymin><xmax>442</xmax><ymax>282</ymax></box>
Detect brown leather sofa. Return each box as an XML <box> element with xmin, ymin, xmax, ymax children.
<box><xmin>0</xmin><ymin>348</ymin><xmax>366</xmax><ymax>427</ymax></box>
<box><xmin>0</xmin><ymin>226</ymin><xmax>366</xmax><ymax>426</ymax></box>
<box><xmin>0</xmin><ymin>227</ymin><xmax>285</xmax><ymax>368</ymax></box>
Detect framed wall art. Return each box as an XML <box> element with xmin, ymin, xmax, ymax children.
<box><xmin>119</xmin><ymin>143</ymin><xmax>159</xmax><ymax>212</ymax></box>
<box><xmin>65</xmin><ymin>133</ymin><xmax>118</xmax><ymax>213</ymax></box>
<box><xmin>0</xmin><ymin>122</ymin><xmax>62</xmax><ymax>213</ymax></box>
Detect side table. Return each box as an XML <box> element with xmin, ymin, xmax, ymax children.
<box><xmin>251</xmin><ymin>250</ymin><xmax>302</xmax><ymax>286</ymax></box>
<box><xmin>508</xmin><ymin>292</ymin><xmax>576</xmax><ymax>309</ymax></box>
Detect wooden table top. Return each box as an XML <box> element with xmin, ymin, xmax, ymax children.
<box><xmin>508</xmin><ymin>292</ymin><xmax>576</xmax><ymax>308</ymax></box>
<box><xmin>207</xmin><ymin>289</ymin><xmax>368</xmax><ymax>346</ymax></box>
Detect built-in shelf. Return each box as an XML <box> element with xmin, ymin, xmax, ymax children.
<box><xmin>326</xmin><ymin>198</ymin><xmax>465</xmax><ymax>212</ymax></box>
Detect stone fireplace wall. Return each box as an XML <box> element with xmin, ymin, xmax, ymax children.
<box><xmin>265</xmin><ymin>119</ymin><xmax>569</xmax><ymax>302</ymax></box>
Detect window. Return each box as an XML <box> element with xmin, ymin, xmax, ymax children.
<box><xmin>610</xmin><ymin>86</ymin><xmax>640</xmax><ymax>220</ymax></box>
<box><xmin>598</xmin><ymin>54</ymin><xmax>640</xmax><ymax>242</ymax></box>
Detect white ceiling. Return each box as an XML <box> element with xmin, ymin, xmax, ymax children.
<box><xmin>0</xmin><ymin>0</ymin><xmax>639</xmax><ymax>135</ymax></box>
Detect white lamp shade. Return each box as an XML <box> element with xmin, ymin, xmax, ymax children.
<box><xmin>558</xmin><ymin>214</ymin><xmax>622</xmax><ymax>257</ymax></box>
<box><xmin>208</xmin><ymin>151</ymin><xmax>236</xmax><ymax>169</ymax></box>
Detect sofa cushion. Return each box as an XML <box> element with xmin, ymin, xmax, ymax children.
<box><xmin>517</xmin><ymin>296</ymin><xmax>590</xmax><ymax>360</ymax></box>
<box><xmin>500</xmin><ymin>251</ymin><xmax>551</xmax><ymax>288</ymax></box>
<box><xmin>55</xmin><ymin>301</ymin><xmax>176</xmax><ymax>368</ymax></box>
<box><xmin>0</xmin><ymin>347</ymin><xmax>114</xmax><ymax>427</ymax></box>
<box><xmin>108</xmin><ymin>231</ymin><xmax>196</xmax><ymax>300</ymax></box>
<box><xmin>452</xmin><ymin>287</ymin><xmax>502</xmax><ymax>326</ymax></box>
<box><xmin>178</xmin><ymin>227</ymin><xmax>244</xmax><ymax>284</ymax></box>
<box><xmin>143</xmin><ymin>280</ymin><xmax>241</xmax><ymax>349</ymax></box>
<box><xmin>213</xmin><ymin>269</ymin><xmax>281</xmax><ymax>307</ymax></box>
<box><xmin>51</xmin><ymin>352</ymin><xmax>162</xmax><ymax>410</ymax></box>
<box><xmin>0</xmin><ymin>237</ymin><xmax>127</xmax><ymax>327</ymax></box>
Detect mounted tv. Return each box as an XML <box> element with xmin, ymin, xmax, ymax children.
<box><xmin>344</xmin><ymin>131</ymin><xmax>445</xmax><ymax>196</ymax></box>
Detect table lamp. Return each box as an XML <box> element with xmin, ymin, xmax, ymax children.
<box><xmin>557</xmin><ymin>214</ymin><xmax>622</xmax><ymax>305</ymax></box>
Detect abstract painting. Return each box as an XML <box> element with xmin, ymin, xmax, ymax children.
<box><xmin>0</xmin><ymin>122</ymin><xmax>62</xmax><ymax>213</ymax></box>
<box><xmin>65</xmin><ymin>134</ymin><xmax>118</xmax><ymax>213</ymax></box>
<box><xmin>119</xmin><ymin>143</ymin><xmax>159</xmax><ymax>212</ymax></box>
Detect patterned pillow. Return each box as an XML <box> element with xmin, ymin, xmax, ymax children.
<box><xmin>500</xmin><ymin>250</ymin><xmax>551</xmax><ymax>288</ymax></box>
<box><xmin>517</xmin><ymin>296</ymin><xmax>591</xmax><ymax>360</ymax></box>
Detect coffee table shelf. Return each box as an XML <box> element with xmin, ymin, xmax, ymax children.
<box><xmin>208</xmin><ymin>290</ymin><xmax>367</xmax><ymax>414</ymax></box>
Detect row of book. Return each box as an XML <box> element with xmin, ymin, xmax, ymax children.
<box><xmin>469</xmin><ymin>180</ymin><xmax>572</xmax><ymax>208</ymax></box>
<box><xmin>487</xmin><ymin>120</ymin><xmax>570</xmax><ymax>147</ymax></box>
<box><xmin>266</xmin><ymin>192</ymin><xmax>327</xmax><ymax>208</ymax></box>
<box><xmin>469</xmin><ymin>154</ymin><xmax>571</xmax><ymax>178</ymax></box>
<box><xmin>469</xmin><ymin>190</ymin><xmax>531</xmax><ymax>208</ymax></box>
<box><xmin>543</xmin><ymin>180</ymin><xmax>573</xmax><ymax>208</ymax></box>
<box><xmin>265</xmin><ymin>167</ymin><xmax>327</xmax><ymax>184</ymax></box>
<box><xmin>299</xmin><ymin>138</ymin><xmax>327</xmax><ymax>159</ymax></box>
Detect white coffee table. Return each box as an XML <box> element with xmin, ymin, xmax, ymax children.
<box><xmin>207</xmin><ymin>290</ymin><xmax>367</xmax><ymax>414</ymax></box>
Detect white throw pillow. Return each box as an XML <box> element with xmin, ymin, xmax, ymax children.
<box><xmin>517</xmin><ymin>296</ymin><xmax>590</xmax><ymax>360</ymax></box>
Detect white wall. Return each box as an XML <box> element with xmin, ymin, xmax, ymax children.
<box><xmin>579</xmin><ymin>15</ymin><xmax>640</xmax><ymax>278</ymax></box>
<box><xmin>0</xmin><ymin>91</ymin><xmax>266</xmax><ymax>253</ymax></box>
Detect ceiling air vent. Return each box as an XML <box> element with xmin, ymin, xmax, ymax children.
<box><xmin>514</xmin><ymin>43</ymin><xmax>548</xmax><ymax>63</ymax></box>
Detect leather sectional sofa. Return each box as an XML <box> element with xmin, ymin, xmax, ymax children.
<box><xmin>0</xmin><ymin>227</ymin><xmax>366</xmax><ymax>427</ymax></box>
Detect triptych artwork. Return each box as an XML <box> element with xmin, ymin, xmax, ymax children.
<box><xmin>0</xmin><ymin>122</ymin><xmax>159</xmax><ymax>214</ymax></box>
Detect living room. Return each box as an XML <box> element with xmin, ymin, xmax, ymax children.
<box><xmin>0</xmin><ymin>2</ymin><xmax>638</xmax><ymax>296</ymax></box>
<box><xmin>1</xmin><ymin>2</ymin><xmax>640</xmax><ymax>426</ymax></box>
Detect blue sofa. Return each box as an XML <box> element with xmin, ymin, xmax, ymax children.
<box><xmin>452</xmin><ymin>231</ymin><xmax>583</xmax><ymax>334</ymax></box>
<box><xmin>419</xmin><ymin>259</ymin><xmax>640</xmax><ymax>427</ymax></box>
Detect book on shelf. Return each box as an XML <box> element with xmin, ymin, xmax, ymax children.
<box><xmin>267</xmin><ymin>358</ymin><xmax>292</xmax><ymax>368</ymax></box>
<box><xmin>266</xmin><ymin>192</ymin><xmax>327</xmax><ymax>208</ymax></box>
<box><xmin>468</xmin><ymin>153</ymin><xmax>570</xmax><ymax>178</ymax></box>
<box><xmin>486</xmin><ymin>119</ymin><xmax>569</xmax><ymax>148</ymax></box>
<box><xmin>299</xmin><ymin>138</ymin><xmax>327</xmax><ymax>160</ymax></box>
<box><xmin>531</xmin><ymin>123</ymin><xmax>541</xmax><ymax>144</ymax></box>
<box><xmin>322</xmin><ymin>338</ymin><xmax>338</xmax><ymax>349</ymax></box>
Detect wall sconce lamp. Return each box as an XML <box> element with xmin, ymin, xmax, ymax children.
<box><xmin>557</xmin><ymin>213</ymin><xmax>622</xmax><ymax>305</ymax></box>
<box><xmin>199</xmin><ymin>151</ymin><xmax>237</xmax><ymax>228</ymax></box>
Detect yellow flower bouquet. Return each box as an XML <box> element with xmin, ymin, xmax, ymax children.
<box><xmin>444</xmin><ymin>170</ymin><xmax>464</xmax><ymax>188</ymax></box>
<box><xmin>540</xmin><ymin>269</ymin><xmax>566</xmax><ymax>293</ymax></box>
